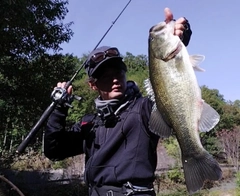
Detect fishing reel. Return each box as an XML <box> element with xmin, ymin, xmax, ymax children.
<box><xmin>51</xmin><ymin>87</ymin><xmax>82</xmax><ymax>108</ymax></box>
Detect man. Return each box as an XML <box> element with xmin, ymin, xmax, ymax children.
<box><xmin>44</xmin><ymin>8</ymin><xmax>192</xmax><ymax>196</ymax></box>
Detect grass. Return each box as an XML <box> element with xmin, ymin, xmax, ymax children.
<box><xmin>156</xmin><ymin>187</ymin><xmax>237</xmax><ymax>196</ymax></box>
<box><xmin>155</xmin><ymin>180</ymin><xmax>237</xmax><ymax>196</ymax></box>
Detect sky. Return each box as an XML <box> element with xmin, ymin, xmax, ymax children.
<box><xmin>60</xmin><ymin>0</ymin><xmax>240</xmax><ymax>102</ymax></box>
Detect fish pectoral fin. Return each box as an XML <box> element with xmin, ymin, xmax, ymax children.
<box><xmin>144</xmin><ymin>78</ymin><xmax>172</xmax><ymax>137</ymax></box>
<box><xmin>182</xmin><ymin>151</ymin><xmax>222</xmax><ymax>195</ymax></box>
<box><xmin>189</xmin><ymin>55</ymin><xmax>205</xmax><ymax>72</ymax></box>
<box><xmin>198</xmin><ymin>101</ymin><xmax>220</xmax><ymax>132</ymax></box>
<box><xmin>149</xmin><ymin>103</ymin><xmax>172</xmax><ymax>138</ymax></box>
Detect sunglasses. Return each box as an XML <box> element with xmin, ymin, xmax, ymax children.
<box><xmin>88</xmin><ymin>47</ymin><xmax>120</xmax><ymax>68</ymax></box>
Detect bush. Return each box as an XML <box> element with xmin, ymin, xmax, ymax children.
<box><xmin>167</xmin><ymin>168</ymin><xmax>184</xmax><ymax>184</ymax></box>
<box><xmin>236</xmin><ymin>171</ymin><xmax>240</xmax><ymax>192</ymax></box>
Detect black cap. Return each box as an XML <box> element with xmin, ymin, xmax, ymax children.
<box><xmin>85</xmin><ymin>46</ymin><xmax>127</xmax><ymax>78</ymax></box>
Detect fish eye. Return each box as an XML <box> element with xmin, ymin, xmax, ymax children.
<box><xmin>149</xmin><ymin>36</ymin><xmax>154</xmax><ymax>41</ymax></box>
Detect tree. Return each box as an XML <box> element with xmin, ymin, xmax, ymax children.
<box><xmin>217</xmin><ymin>127</ymin><xmax>240</xmax><ymax>170</ymax></box>
<box><xmin>200</xmin><ymin>86</ymin><xmax>225</xmax><ymax>154</ymax></box>
<box><xmin>200</xmin><ymin>86</ymin><xmax>240</xmax><ymax>156</ymax></box>
<box><xmin>0</xmin><ymin>54</ymin><xmax>79</xmax><ymax>153</ymax></box>
<box><xmin>124</xmin><ymin>52</ymin><xmax>149</xmax><ymax>94</ymax></box>
<box><xmin>0</xmin><ymin>0</ymin><xmax>73</xmax><ymax>58</ymax></box>
<box><xmin>233</xmin><ymin>100</ymin><xmax>240</xmax><ymax>108</ymax></box>
<box><xmin>201</xmin><ymin>85</ymin><xmax>225</xmax><ymax>114</ymax></box>
<box><xmin>0</xmin><ymin>0</ymin><xmax>74</xmax><ymax>153</ymax></box>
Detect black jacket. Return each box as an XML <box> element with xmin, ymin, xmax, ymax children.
<box><xmin>44</xmin><ymin>96</ymin><xmax>159</xmax><ymax>187</ymax></box>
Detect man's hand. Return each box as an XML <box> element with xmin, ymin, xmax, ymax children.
<box><xmin>51</xmin><ymin>82</ymin><xmax>74</xmax><ymax>108</ymax></box>
<box><xmin>56</xmin><ymin>82</ymin><xmax>73</xmax><ymax>95</ymax></box>
<box><xmin>164</xmin><ymin>7</ymin><xmax>192</xmax><ymax>46</ymax></box>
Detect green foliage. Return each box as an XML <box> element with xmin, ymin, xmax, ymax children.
<box><xmin>201</xmin><ymin>85</ymin><xmax>225</xmax><ymax>114</ymax></box>
<box><xmin>124</xmin><ymin>52</ymin><xmax>149</xmax><ymax>95</ymax></box>
<box><xmin>123</xmin><ymin>52</ymin><xmax>148</xmax><ymax>73</ymax></box>
<box><xmin>52</xmin><ymin>160</ymin><xmax>69</xmax><ymax>170</ymax></box>
<box><xmin>236</xmin><ymin>172</ymin><xmax>240</xmax><ymax>190</ymax></box>
<box><xmin>200</xmin><ymin>133</ymin><xmax>222</xmax><ymax>156</ymax></box>
<box><xmin>236</xmin><ymin>171</ymin><xmax>240</xmax><ymax>196</ymax></box>
<box><xmin>163</xmin><ymin>136</ymin><xmax>181</xmax><ymax>167</ymax></box>
<box><xmin>0</xmin><ymin>54</ymin><xmax>78</xmax><ymax>153</ymax></box>
<box><xmin>201</xmin><ymin>85</ymin><xmax>240</xmax><ymax>130</ymax></box>
<box><xmin>156</xmin><ymin>189</ymin><xmax>188</xmax><ymax>196</ymax></box>
<box><xmin>200</xmin><ymin>86</ymin><xmax>240</xmax><ymax>155</ymax></box>
<box><xmin>222</xmin><ymin>102</ymin><xmax>240</xmax><ymax>128</ymax></box>
<box><xmin>167</xmin><ymin>167</ymin><xmax>184</xmax><ymax>184</ymax></box>
<box><xmin>67</xmin><ymin>74</ymin><xmax>98</xmax><ymax>122</ymax></box>
<box><xmin>0</xmin><ymin>0</ymin><xmax>74</xmax><ymax>154</ymax></box>
<box><xmin>0</xmin><ymin>0</ymin><xmax>73</xmax><ymax>57</ymax></box>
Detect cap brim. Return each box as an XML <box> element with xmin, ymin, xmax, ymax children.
<box><xmin>89</xmin><ymin>56</ymin><xmax>125</xmax><ymax>77</ymax></box>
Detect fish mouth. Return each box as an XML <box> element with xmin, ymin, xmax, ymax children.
<box><xmin>162</xmin><ymin>42</ymin><xmax>182</xmax><ymax>62</ymax></box>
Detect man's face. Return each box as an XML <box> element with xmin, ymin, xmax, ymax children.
<box><xmin>90</xmin><ymin>66</ymin><xmax>127</xmax><ymax>100</ymax></box>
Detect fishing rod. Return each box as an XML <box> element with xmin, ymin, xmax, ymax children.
<box><xmin>16</xmin><ymin>0</ymin><xmax>132</xmax><ymax>154</ymax></box>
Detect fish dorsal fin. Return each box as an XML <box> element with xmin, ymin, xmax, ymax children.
<box><xmin>144</xmin><ymin>78</ymin><xmax>155</xmax><ymax>103</ymax></box>
<box><xmin>189</xmin><ymin>55</ymin><xmax>205</xmax><ymax>72</ymax></box>
<box><xmin>149</xmin><ymin>103</ymin><xmax>173</xmax><ymax>138</ymax></box>
<box><xmin>198</xmin><ymin>100</ymin><xmax>220</xmax><ymax>132</ymax></box>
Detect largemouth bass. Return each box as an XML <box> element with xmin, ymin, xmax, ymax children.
<box><xmin>145</xmin><ymin>21</ymin><xmax>222</xmax><ymax>194</ymax></box>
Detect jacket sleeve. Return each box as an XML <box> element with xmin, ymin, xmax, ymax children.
<box><xmin>44</xmin><ymin>107</ymin><xmax>86</xmax><ymax>161</ymax></box>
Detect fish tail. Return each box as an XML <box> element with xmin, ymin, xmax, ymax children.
<box><xmin>182</xmin><ymin>151</ymin><xmax>222</xmax><ymax>195</ymax></box>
